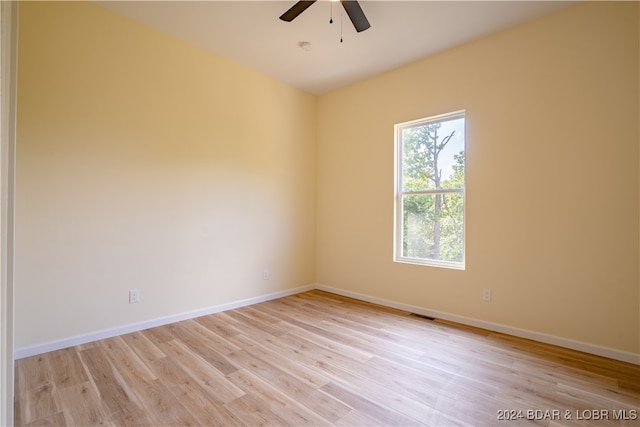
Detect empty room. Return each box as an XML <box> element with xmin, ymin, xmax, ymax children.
<box><xmin>1</xmin><ymin>0</ymin><xmax>639</xmax><ymax>425</ymax></box>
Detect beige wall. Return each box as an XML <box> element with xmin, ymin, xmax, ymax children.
<box><xmin>316</xmin><ymin>2</ymin><xmax>639</xmax><ymax>355</ymax></box>
<box><xmin>15</xmin><ymin>1</ymin><xmax>639</xmax><ymax>359</ymax></box>
<box><xmin>16</xmin><ymin>2</ymin><xmax>316</xmax><ymax>348</ymax></box>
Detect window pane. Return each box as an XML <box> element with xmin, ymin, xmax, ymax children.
<box><xmin>402</xmin><ymin>117</ymin><xmax>465</xmax><ymax>192</ymax></box>
<box><xmin>402</xmin><ymin>192</ymin><xmax>464</xmax><ymax>263</ymax></box>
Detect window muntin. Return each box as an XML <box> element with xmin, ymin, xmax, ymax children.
<box><xmin>395</xmin><ymin>111</ymin><xmax>465</xmax><ymax>269</ymax></box>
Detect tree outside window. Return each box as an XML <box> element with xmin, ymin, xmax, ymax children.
<box><xmin>395</xmin><ymin>111</ymin><xmax>465</xmax><ymax>269</ymax></box>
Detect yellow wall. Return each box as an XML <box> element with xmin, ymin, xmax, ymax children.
<box><xmin>16</xmin><ymin>1</ymin><xmax>639</xmax><ymax>358</ymax></box>
<box><xmin>316</xmin><ymin>1</ymin><xmax>639</xmax><ymax>355</ymax></box>
<box><xmin>16</xmin><ymin>2</ymin><xmax>316</xmax><ymax>348</ymax></box>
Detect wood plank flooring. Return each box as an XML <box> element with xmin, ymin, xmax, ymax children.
<box><xmin>14</xmin><ymin>290</ymin><xmax>640</xmax><ymax>426</ymax></box>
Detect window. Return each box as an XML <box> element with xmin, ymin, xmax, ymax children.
<box><xmin>394</xmin><ymin>111</ymin><xmax>465</xmax><ymax>269</ymax></box>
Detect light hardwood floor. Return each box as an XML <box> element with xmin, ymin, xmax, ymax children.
<box><xmin>14</xmin><ymin>290</ymin><xmax>640</xmax><ymax>426</ymax></box>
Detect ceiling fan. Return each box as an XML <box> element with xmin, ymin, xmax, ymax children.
<box><xmin>279</xmin><ymin>0</ymin><xmax>371</xmax><ymax>33</ymax></box>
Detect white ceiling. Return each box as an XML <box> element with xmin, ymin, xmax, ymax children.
<box><xmin>98</xmin><ymin>1</ymin><xmax>576</xmax><ymax>95</ymax></box>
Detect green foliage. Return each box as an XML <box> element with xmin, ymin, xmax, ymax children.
<box><xmin>401</xmin><ymin>121</ymin><xmax>464</xmax><ymax>263</ymax></box>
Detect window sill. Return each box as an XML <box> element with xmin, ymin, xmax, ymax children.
<box><xmin>394</xmin><ymin>257</ymin><xmax>465</xmax><ymax>271</ymax></box>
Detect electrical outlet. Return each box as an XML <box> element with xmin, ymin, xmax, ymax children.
<box><xmin>482</xmin><ymin>288</ymin><xmax>491</xmax><ymax>302</ymax></box>
<box><xmin>129</xmin><ymin>289</ymin><xmax>140</xmax><ymax>304</ymax></box>
<box><xmin>263</xmin><ymin>270</ymin><xmax>270</xmax><ymax>281</ymax></box>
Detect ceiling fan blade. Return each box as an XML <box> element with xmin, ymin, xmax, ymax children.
<box><xmin>340</xmin><ymin>0</ymin><xmax>370</xmax><ymax>32</ymax></box>
<box><xmin>279</xmin><ymin>1</ymin><xmax>317</xmax><ymax>22</ymax></box>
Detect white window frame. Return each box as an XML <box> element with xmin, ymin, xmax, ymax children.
<box><xmin>394</xmin><ymin>110</ymin><xmax>466</xmax><ymax>270</ymax></box>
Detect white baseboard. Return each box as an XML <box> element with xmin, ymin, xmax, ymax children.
<box><xmin>15</xmin><ymin>283</ymin><xmax>639</xmax><ymax>365</ymax></box>
<box><xmin>14</xmin><ymin>284</ymin><xmax>315</xmax><ymax>360</ymax></box>
<box><xmin>314</xmin><ymin>284</ymin><xmax>640</xmax><ymax>365</ymax></box>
